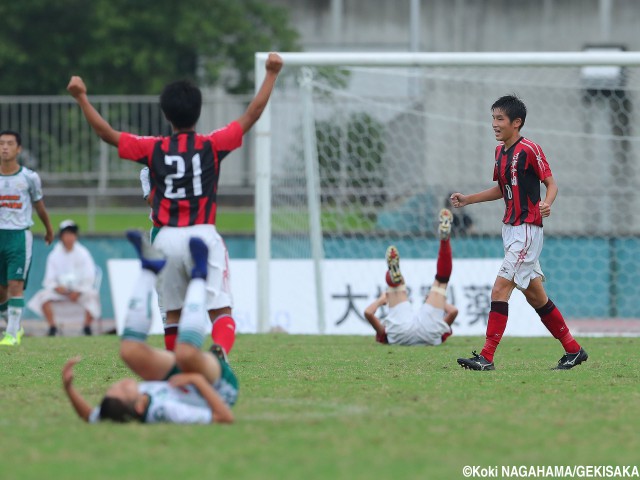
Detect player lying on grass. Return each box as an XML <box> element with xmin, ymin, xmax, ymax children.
<box><xmin>67</xmin><ymin>53</ymin><xmax>282</xmax><ymax>358</ymax></box>
<box><xmin>62</xmin><ymin>232</ymin><xmax>238</xmax><ymax>424</ymax></box>
<box><xmin>364</xmin><ymin>209</ymin><xmax>457</xmax><ymax>346</ymax></box>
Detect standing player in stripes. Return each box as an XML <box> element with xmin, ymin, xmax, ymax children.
<box><xmin>450</xmin><ymin>94</ymin><xmax>588</xmax><ymax>371</ymax></box>
<box><xmin>67</xmin><ymin>52</ymin><xmax>283</xmax><ymax>357</ymax></box>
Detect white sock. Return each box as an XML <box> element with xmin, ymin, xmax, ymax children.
<box><xmin>6</xmin><ymin>298</ymin><xmax>24</xmax><ymax>337</ymax></box>
<box><xmin>122</xmin><ymin>269</ymin><xmax>156</xmax><ymax>341</ymax></box>
<box><xmin>177</xmin><ymin>278</ymin><xmax>207</xmax><ymax>348</ymax></box>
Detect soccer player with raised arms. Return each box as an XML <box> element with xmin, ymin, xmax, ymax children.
<box><xmin>67</xmin><ymin>53</ymin><xmax>283</xmax><ymax>355</ymax></box>
<box><xmin>451</xmin><ymin>95</ymin><xmax>588</xmax><ymax>371</ymax></box>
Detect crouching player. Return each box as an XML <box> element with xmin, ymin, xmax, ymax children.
<box><xmin>62</xmin><ymin>231</ymin><xmax>237</xmax><ymax>424</ymax></box>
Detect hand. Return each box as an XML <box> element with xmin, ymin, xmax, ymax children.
<box><xmin>450</xmin><ymin>192</ymin><xmax>468</xmax><ymax>208</ymax></box>
<box><xmin>68</xmin><ymin>291</ymin><xmax>81</xmax><ymax>302</ymax></box>
<box><xmin>539</xmin><ymin>201</ymin><xmax>551</xmax><ymax>218</ymax></box>
<box><xmin>55</xmin><ymin>286</ymin><xmax>68</xmax><ymax>295</ymax></box>
<box><xmin>44</xmin><ymin>231</ymin><xmax>54</xmax><ymax>245</ymax></box>
<box><xmin>376</xmin><ymin>331</ymin><xmax>389</xmax><ymax>344</ymax></box>
<box><xmin>266</xmin><ymin>52</ymin><xmax>283</xmax><ymax>75</ymax></box>
<box><xmin>62</xmin><ymin>356</ymin><xmax>81</xmax><ymax>389</ymax></box>
<box><xmin>378</xmin><ymin>292</ymin><xmax>388</xmax><ymax>306</ymax></box>
<box><xmin>168</xmin><ymin>372</ymin><xmax>201</xmax><ymax>388</ymax></box>
<box><xmin>67</xmin><ymin>76</ymin><xmax>87</xmax><ymax>98</ymax></box>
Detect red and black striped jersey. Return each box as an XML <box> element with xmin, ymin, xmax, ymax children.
<box><xmin>493</xmin><ymin>137</ymin><xmax>552</xmax><ymax>227</ymax></box>
<box><xmin>118</xmin><ymin>122</ymin><xmax>243</xmax><ymax>227</ymax></box>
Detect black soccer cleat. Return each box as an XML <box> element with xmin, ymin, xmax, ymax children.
<box><xmin>457</xmin><ymin>350</ymin><xmax>495</xmax><ymax>371</ymax></box>
<box><xmin>553</xmin><ymin>347</ymin><xmax>588</xmax><ymax>370</ymax></box>
<box><xmin>209</xmin><ymin>343</ymin><xmax>229</xmax><ymax>363</ymax></box>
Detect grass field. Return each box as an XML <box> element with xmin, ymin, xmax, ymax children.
<box><xmin>1</xmin><ymin>334</ymin><xmax>639</xmax><ymax>480</ymax></box>
<box><xmin>30</xmin><ymin>209</ymin><xmax>257</xmax><ymax>235</ymax></box>
<box><xmin>30</xmin><ymin>209</ymin><xmax>375</xmax><ymax>235</ymax></box>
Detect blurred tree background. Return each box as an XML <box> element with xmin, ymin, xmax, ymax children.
<box><xmin>0</xmin><ymin>0</ymin><xmax>299</xmax><ymax>95</ymax></box>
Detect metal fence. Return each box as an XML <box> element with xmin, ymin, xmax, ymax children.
<box><xmin>0</xmin><ymin>93</ymin><xmax>254</xmax><ymax>194</ymax></box>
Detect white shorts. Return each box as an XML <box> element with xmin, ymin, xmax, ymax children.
<box><xmin>153</xmin><ymin>225</ymin><xmax>232</xmax><ymax>312</ymax></box>
<box><xmin>499</xmin><ymin>223</ymin><xmax>545</xmax><ymax>290</ymax></box>
<box><xmin>383</xmin><ymin>301</ymin><xmax>451</xmax><ymax>346</ymax></box>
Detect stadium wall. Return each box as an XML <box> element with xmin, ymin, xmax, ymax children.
<box><xmin>23</xmin><ymin>235</ymin><xmax>640</xmax><ymax>323</ymax></box>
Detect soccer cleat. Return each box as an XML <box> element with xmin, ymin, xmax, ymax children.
<box><xmin>553</xmin><ymin>347</ymin><xmax>588</xmax><ymax>370</ymax></box>
<box><xmin>0</xmin><ymin>332</ymin><xmax>18</xmax><ymax>346</ymax></box>
<box><xmin>16</xmin><ymin>327</ymin><xmax>24</xmax><ymax>345</ymax></box>
<box><xmin>83</xmin><ymin>325</ymin><xmax>92</xmax><ymax>336</ymax></box>
<box><xmin>189</xmin><ymin>237</ymin><xmax>209</xmax><ymax>280</ymax></box>
<box><xmin>438</xmin><ymin>208</ymin><xmax>453</xmax><ymax>241</ymax></box>
<box><xmin>209</xmin><ymin>343</ymin><xmax>229</xmax><ymax>363</ymax></box>
<box><xmin>385</xmin><ymin>245</ymin><xmax>404</xmax><ymax>285</ymax></box>
<box><xmin>126</xmin><ymin>230</ymin><xmax>166</xmax><ymax>274</ymax></box>
<box><xmin>48</xmin><ymin>326</ymin><xmax>58</xmax><ymax>337</ymax></box>
<box><xmin>457</xmin><ymin>350</ymin><xmax>495</xmax><ymax>371</ymax></box>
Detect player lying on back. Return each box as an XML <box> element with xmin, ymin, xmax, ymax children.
<box><xmin>62</xmin><ymin>232</ymin><xmax>237</xmax><ymax>424</ymax></box>
<box><xmin>364</xmin><ymin>209</ymin><xmax>457</xmax><ymax>346</ymax></box>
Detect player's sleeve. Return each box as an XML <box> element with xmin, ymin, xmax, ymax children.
<box><xmin>159</xmin><ymin>402</ymin><xmax>213</xmax><ymax>424</ymax></box>
<box><xmin>139</xmin><ymin>167</ymin><xmax>151</xmax><ymax>199</ymax></box>
<box><xmin>532</xmin><ymin>149</ymin><xmax>553</xmax><ymax>180</ymax></box>
<box><xmin>88</xmin><ymin>407</ymin><xmax>101</xmax><ymax>423</ymax></box>
<box><xmin>118</xmin><ymin>133</ymin><xmax>158</xmax><ymax>165</ymax></box>
<box><xmin>492</xmin><ymin>145</ymin><xmax>501</xmax><ymax>182</ymax></box>
<box><xmin>208</xmin><ymin>121</ymin><xmax>243</xmax><ymax>162</ymax></box>
<box><xmin>26</xmin><ymin>170</ymin><xmax>44</xmax><ymax>203</ymax></box>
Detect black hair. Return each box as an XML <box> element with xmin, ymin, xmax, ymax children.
<box><xmin>0</xmin><ymin>130</ymin><xmax>22</xmax><ymax>146</ymax></box>
<box><xmin>99</xmin><ymin>396</ymin><xmax>143</xmax><ymax>423</ymax></box>
<box><xmin>160</xmin><ymin>80</ymin><xmax>202</xmax><ymax>129</ymax></box>
<box><xmin>491</xmin><ymin>95</ymin><xmax>527</xmax><ymax>129</ymax></box>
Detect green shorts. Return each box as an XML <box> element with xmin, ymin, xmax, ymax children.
<box><xmin>0</xmin><ymin>229</ymin><xmax>32</xmax><ymax>286</ymax></box>
<box><xmin>163</xmin><ymin>355</ymin><xmax>239</xmax><ymax>406</ymax></box>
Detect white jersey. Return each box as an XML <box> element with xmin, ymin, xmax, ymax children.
<box><xmin>0</xmin><ymin>166</ymin><xmax>44</xmax><ymax>230</ymax></box>
<box><xmin>89</xmin><ymin>381</ymin><xmax>213</xmax><ymax>424</ymax></box>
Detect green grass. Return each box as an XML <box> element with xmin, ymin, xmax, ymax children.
<box><xmin>1</xmin><ymin>335</ymin><xmax>639</xmax><ymax>480</ymax></box>
<box><xmin>31</xmin><ymin>209</ymin><xmax>257</xmax><ymax>235</ymax></box>
<box><xmin>30</xmin><ymin>209</ymin><xmax>376</xmax><ymax>235</ymax></box>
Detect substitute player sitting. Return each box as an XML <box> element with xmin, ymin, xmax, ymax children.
<box><xmin>62</xmin><ymin>231</ymin><xmax>237</xmax><ymax>424</ymax></box>
<box><xmin>364</xmin><ymin>209</ymin><xmax>457</xmax><ymax>346</ymax></box>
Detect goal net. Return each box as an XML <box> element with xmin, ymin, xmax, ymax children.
<box><xmin>254</xmin><ymin>52</ymin><xmax>640</xmax><ymax>335</ymax></box>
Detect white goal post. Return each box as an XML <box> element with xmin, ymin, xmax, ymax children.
<box><xmin>254</xmin><ymin>51</ymin><xmax>640</xmax><ymax>334</ymax></box>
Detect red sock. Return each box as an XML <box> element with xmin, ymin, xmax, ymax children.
<box><xmin>385</xmin><ymin>271</ymin><xmax>403</xmax><ymax>287</ymax></box>
<box><xmin>164</xmin><ymin>325</ymin><xmax>178</xmax><ymax>351</ymax></box>
<box><xmin>212</xmin><ymin>315</ymin><xmax>236</xmax><ymax>355</ymax></box>
<box><xmin>536</xmin><ymin>299</ymin><xmax>580</xmax><ymax>353</ymax></box>
<box><xmin>480</xmin><ymin>301</ymin><xmax>509</xmax><ymax>363</ymax></box>
<box><xmin>435</xmin><ymin>239</ymin><xmax>452</xmax><ymax>283</ymax></box>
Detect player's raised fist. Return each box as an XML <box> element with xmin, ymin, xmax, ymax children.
<box><xmin>67</xmin><ymin>76</ymin><xmax>87</xmax><ymax>98</ymax></box>
<box><xmin>266</xmin><ymin>52</ymin><xmax>283</xmax><ymax>75</ymax></box>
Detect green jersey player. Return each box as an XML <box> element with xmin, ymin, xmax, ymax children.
<box><xmin>62</xmin><ymin>231</ymin><xmax>237</xmax><ymax>424</ymax></box>
<box><xmin>0</xmin><ymin>130</ymin><xmax>54</xmax><ymax>346</ymax></box>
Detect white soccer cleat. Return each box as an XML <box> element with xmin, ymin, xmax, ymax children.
<box><xmin>438</xmin><ymin>208</ymin><xmax>453</xmax><ymax>240</ymax></box>
<box><xmin>385</xmin><ymin>245</ymin><xmax>404</xmax><ymax>285</ymax></box>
